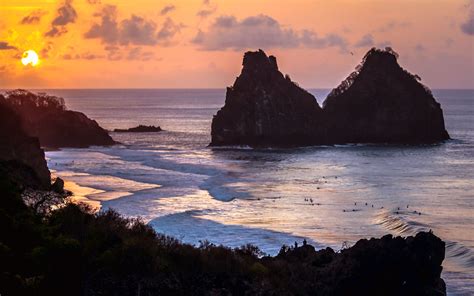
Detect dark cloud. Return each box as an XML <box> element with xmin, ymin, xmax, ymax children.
<box><xmin>45</xmin><ymin>0</ymin><xmax>77</xmax><ymax>37</ymax></box>
<box><xmin>157</xmin><ymin>18</ymin><xmax>184</xmax><ymax>44</ymax></box>
<box><xmin>192</xmin><ymin>14</ymin><xmax>347</xmax><ymax>52</ymax></box>
<box><xmin>0</xmin><ymin>41</ymin><xmax>17</xmax><ymax>50</ymax></box>
<box><xmin>197</xmin><ymin>8</ymin><xmax>216</xmax><ymax>18</ymax></box>
<box><xmin>45</xmin><ymin>26</ymin><xmax>68</xmax><ymax>37</ymax></box>
<box><xmin>20</xmin><ymin>10</ymin><xmax>47</xmax><ymax>25</ymax></box>
<box><xmin>85</xmin><ymin>5</ymin><xmax>181</xmax><ymax>46</ymax></box>
<box><xmin>354</xmin><ymin>34</ymin><xmax>374</xmax><ymax>48</ymax></box>
<box><xmin>84</xmin><ymin>5</ymin><xmax>119</xmax><ymax>43</ymax></box>
<box><xmin>120</xmin><ymin>15</ymin><xmax>159</xmax><ymax>45</ymax></box>
<box><xmin>160</xmin><ymin>5</ymin><xmax>175</xmax><ymax>16</ymax></box>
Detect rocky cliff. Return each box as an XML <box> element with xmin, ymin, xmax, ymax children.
<box><xmin>3</xmin><ymin>90</ymin><xmax>116</xmax><ymax>148</ymax></box>
<box><xmin>211</xmin><ymin>48</ymin><xmax>450</xmax><ymax>147</ymax></box>
<box><xmin>0</xmin><ymin>95</ymin><xmax>51</xmax><ymax>189</ymax></box>
<box><xmin>323</xmin><ymin>48</ymin><xmax>449</xmax><ymax>144</ymax></box>
<box><xmin>211</xmin><ymin>50</ymin><xmax>324</xmax><ymax>146</ymax></box>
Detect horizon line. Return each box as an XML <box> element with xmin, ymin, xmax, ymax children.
<box><xmin>2</xmin><ymin>87</ymin><xmax>474</xmax><ymax>91</ymax></box>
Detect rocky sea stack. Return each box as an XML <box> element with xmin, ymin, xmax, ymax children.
<box><xmin>211</xmin><ymin>48</ymin><xmax>450</xmax><ymax>147</ymax></box>
<box><xmin>211</xmin><ymin>49</ymin><xmax>323</xmax><ymax>147</ymax></box>
<box><xmin>3</xmin><ymin>90</ymin><xmax>116</xmax><ymax>149</ymax></box>
<box><xmin>323</xmin><ymin>48</ymin><xmax>450</xmax><ymax>144</ymax></box>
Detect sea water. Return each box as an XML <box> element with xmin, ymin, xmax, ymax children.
<box><xmin>41</xmin><ymin>89</ymin><xmax>473</xmax><ymax>295</ymax></box>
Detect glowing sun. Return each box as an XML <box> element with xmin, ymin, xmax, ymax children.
<box><xmin>21</xmin><ymin>50</ymin><xmax>40</xmax><ymax>66</ymax></box>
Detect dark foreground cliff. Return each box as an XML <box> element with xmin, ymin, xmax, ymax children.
<box><xmin>3</xmin><ymin>90</ymin><xmax>115</xmax><ymax>148</ymax></box>
<box><xmin>211</xmin><ymin>48</ymin><xmax>449</xmax><ymax>147</ymax></box>
<box><xmin>0</xmin><ymin>95</ymin><xmax>51</xmax><ymax>188</ymax></box>
<box><xmin>211</xmin><ymin>50</ymin><xmax>324</xmax><ymax>146</ymax></box>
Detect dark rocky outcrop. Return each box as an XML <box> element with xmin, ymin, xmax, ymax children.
<box><xmin>211</xmin><ymin>49</ymin><xmax>324</xmax><ymax>147</ymax></box>
<box><xmin>114</xmin><ymin>125</ymin><xmax>162</xmax><ymax>133</ymax></box>
<box><xmin>271</xmin><ymin>231</ymin><xmax>446</xmax><ymax>295</ymax></box>
<box><xmin>0</xmin><ymin>95</ymin><xmax>50</xmax><ymax>188</ymax></box>
<box><xmin>3</xmin><ymin>90</ymin><xmax>116</xmax><ymax>148</ymax></box>
<box><xmin>211</xmin><ymin>48</ymin><xmax>450</xmax><ymax>147</ymax></box>
<box><xmin>323</xmin><ymin>48</ymin><xmax>450</xmax><ymax>144</ymax></box>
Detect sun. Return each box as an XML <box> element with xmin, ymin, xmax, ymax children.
<box><xmin>21</xmin><ymin>50</ymin><xmax>40</xmax><ymax>67</ymax></box>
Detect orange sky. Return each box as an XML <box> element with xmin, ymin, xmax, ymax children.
<box><xmin>1</xmin><ymin>0</ymin><xmax>473</xmax><ymax>89</ymax></box>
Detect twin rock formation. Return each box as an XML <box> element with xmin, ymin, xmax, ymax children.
<box><xmin>211</xmin><ymin>48</ymin><xmax>449</xmax><ymax>147</ymax></box>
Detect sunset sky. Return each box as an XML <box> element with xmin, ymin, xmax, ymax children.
<box><xmin>1</xmin><ymin>0</ymin><xmax>473</xmax><ymax>89</ymax></box>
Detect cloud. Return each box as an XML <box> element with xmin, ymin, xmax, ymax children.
<box><xmin>354</xmin><ymin>34</ymin><xmax>374</xmax><ymax>48</ymax></box>
<box><xmin>192</xmin><ymin>14</ymin><xmax>347</xmax><ymax>52</ymax></box>
<box><xmin>84</xmin><ymin>5</ymin><xmax>119</xmax><ymax>43</ymax></box>
<box><xmin>157</xmin><ymin>18</ymin><xmax>184</xmax><ymax>44</ymax></box>
<box><xmin>460</xmin><ymin>2</ymin><xmax>474</xmax><ymax>36</ymax></box>
<box><xmin>197</xmin><ymin>0</ymin><xmax>217</xmax><ymax>18</ymax></box>
<box><xmin>0</xmin><ymin>42</ymin><xmax>16</xmax><ymax>51</ymax></box>
<box><xmin>127</xmin><ymin>47</ymin><xmax>154</xmax><ymax>60</ymax></box>
<box><xmin>120</xmin><ymin>15</ymin><xmax>160</xmax><ymax>45</ymax></box>
<box><xmin>0</xmin><ymin>41</ymin><xmax>17</xmax><ymax>50</ymax></box>
<box><xmin>45</xmin><ymin>0</ymin><xmax>77</xmax><ymax>37</ymax></box>
<box><xmin>20</xmin><ymin>10</ymin><xmax>47</xmax><ymax>25</ymax></box>
<box><xmin>160</xmin><ymin>5</ymin><xmax>175</xmax><ymax>16</ymax></box>
<box><xmin>85</xmin><ymin>5</ymin><xmax>182</xmax><ymax>46</ymax></box>
<box><xmin>62</xmin><ymin>52</ymin><xmax>104</xmax><ymax>60</ymax></box>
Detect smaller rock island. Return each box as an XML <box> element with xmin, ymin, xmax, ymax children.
<box><xmin>114</xmin><ymin>125</ymin><xmax>162</xmax><ymax>133</ymax></box>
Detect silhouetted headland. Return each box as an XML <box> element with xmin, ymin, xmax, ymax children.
<box><xmin>211</xmin><ymin>48</ymin><xmax>450</xmax><ymax>147</ymax></box>
<box><xmin>2</xmin><ymin>89</ymin><xmax>116</xmax><ymax>148</ymax></box>
<box><xmin>0</xmin><ymin>94</ymin><xmax>51</xmax><ymax>188</ymax></box>
<box><xmin>114</xmin><ymin>125</ymin><xmax>162</xmax><ymax>133</ymax></box>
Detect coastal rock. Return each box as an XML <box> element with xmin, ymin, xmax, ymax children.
<box><xmin>323</xmin><ymin>47</ymin><xmax>450</xmax><ymax>144</ymax></box>
<box><xmin>211</xmin><ymin>48</ymin><xmax>450</xmax><ymax>147</ymax></box>
<box><xmin>3</xmin><ymin>90</ymin><xmax>116</xmax><ymax>148</ymax></box>
<box><xmin>114</xmin><ymin>125</ymin><xmax>162</xmax><ymax>133</ymax></box>
<box><xmin>0</xmin><ymin>95</ymin><xmax>51</xmax><ymax>188</ymax></box>
<box><xmin>274</xmin><ymin>231</ymin><xmax>446</xmax><ymax>295</ymax></box>
<box><xmin>211</xmin><ymin>49</ymin><xmax>323</xmax><ymax>147</ymax></box>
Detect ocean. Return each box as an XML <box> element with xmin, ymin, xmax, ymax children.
<box><xmin>41</xmin><ymin>89</ymin><xmax>473</xmax><ymax>295</ymax></box>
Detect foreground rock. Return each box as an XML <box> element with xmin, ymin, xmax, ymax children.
<box><xmin>211</xmin><ymin>49</ymin><xmax>323</xmax><ymax>147</ymax></box>
<box><xmin>323</xmin><ymin>48</ymin><xmax>450</xmax><ymax>144</ymax></box>
<box><xmin>114</xmin><ymin>125</ymin><xmax>162</xmax><ymax>133</ymax></box>
<box><xmin>211</xmin><ymin>48</ymin><xmax>450</xmax><ymax>147</ymax></box>
<box><xmin>272</xmin><ymin>231</ymin><xmax>446</xmax><ymax>295</ymax></box>
<box><xmin>0</xmin><ymin>95</ymin><xmax>50</xmax><ymax>188</ymax></box>
<box><xmin>3</xmin><ymin>90</ymin><xmax>116</xmax><ymax>148</ymax></box>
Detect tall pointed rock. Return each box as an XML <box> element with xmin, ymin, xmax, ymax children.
<box><xmin>211</xmin><ymin>50</ymin><xmax>323</xmax><ymax>147</ymax></box>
